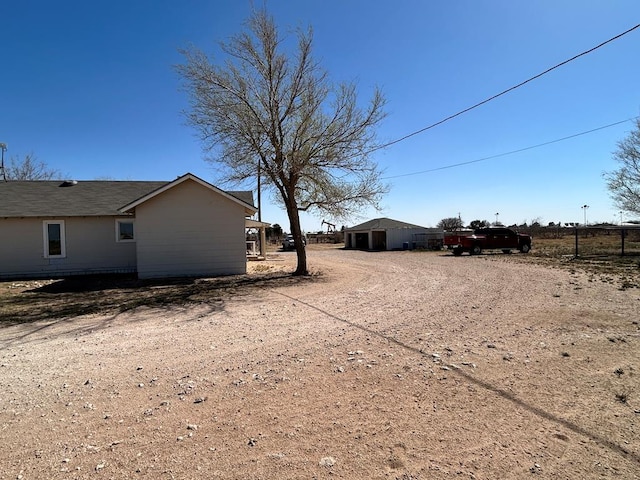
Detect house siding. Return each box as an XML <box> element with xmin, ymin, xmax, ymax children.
<box><xmin>134</xmin><ymin>179</ymin><xmax>247</xmax><ymax>279</ymax></box>
<box><xmin>0</xmin><ymin>217</ymin><xmax>137</xmax><ymax>279</ymax></box>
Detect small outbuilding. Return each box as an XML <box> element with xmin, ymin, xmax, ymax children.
<box><xmin>344</xmin><ymin>217</ymin><xmax>443</xmax><ymax>251</ymax></box>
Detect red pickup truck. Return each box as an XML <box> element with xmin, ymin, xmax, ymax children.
<box><xmin>444</xmin><ymin>227</ymin><xmax>532</xmax><ymax>256</ymax></box>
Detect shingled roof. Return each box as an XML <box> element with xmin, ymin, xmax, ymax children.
<box><xmin>346</xmin><ymin>217</ymin><xmax>428</xmax><ymax>230</ymax></box>
<box><xmin>0</xmin><ymin>179</ymin><xmax>254</xmax><ymax>218</ymax></box>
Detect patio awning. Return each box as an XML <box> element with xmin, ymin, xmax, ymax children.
<box><xmin>246</xmin><ymin>219</ymin><xmax>271</xmax><ymax>228</ymax></box>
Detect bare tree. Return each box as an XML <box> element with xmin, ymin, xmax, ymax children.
<box><xmin>605</xmin><ymin>118</ymin><xmax>640</xmax><ymax>215</ymax></box>
<box><xmin>5</xmin><ymin>153</ymin><xmax>62</xmax><ymax>180</ymax></box>
<box><xmin>177</xmin><ymin>9</ymin><xmax>387</xmax><ymax>275</ymax></box>
<box><xmin>437</xmin><ymin>217</ymin><xmax>463</xmax><ymax>231</ymax></box>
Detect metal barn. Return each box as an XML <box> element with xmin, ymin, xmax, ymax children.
<box><xmin>344</xmin><ymin>217</ymin><xmax>443</xmax><ymax>251</ymax></box>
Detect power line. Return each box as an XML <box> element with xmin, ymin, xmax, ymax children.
<box><xmin>371</xmin><ymin>23</ymin><xmax>640</xmax><ymax>154</ymax></box>
<box><xmin>382</xmin><ymin>117</ymin><xmax>638</xmax><ymax>180</ymax></box>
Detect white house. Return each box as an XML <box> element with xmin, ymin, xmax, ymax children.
<box><xmin>0</xmin><ymin>173</ymin><xmax>257</xmax><ymax>279</ymax></box>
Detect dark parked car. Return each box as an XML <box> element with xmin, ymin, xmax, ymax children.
<box><xmin>282</xmin><ymin>234</ymin><xmax>306</xmax><ymax>250</ymax></box>
<box><xmin>282</xmin><ymin>235</ymin><xmax>295</xmax><ymax>250</ymax></box>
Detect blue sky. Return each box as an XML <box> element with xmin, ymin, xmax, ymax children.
<box><xmin>2</xmin><ymin>1</ymin><xmax>639</xmax><ymax>232</ymax></box>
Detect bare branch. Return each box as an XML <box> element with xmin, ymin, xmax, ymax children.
<box><xmin>5</xmin><ymin>153</ymin><xmax>62</xmax><ymax>181</ymax></box>
<box><xmin>176</xmin><ymin>8</ymin><xmax>387</xmax><ymax>274</ymax></box>
<box><xmin>605</xmin><ymin>118</ymin><xmax>640</xmax><ymax>215</ymax></box>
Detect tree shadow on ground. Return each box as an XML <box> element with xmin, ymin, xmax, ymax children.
<box><xmin>0</xmin><ymin>272</ymin><xmax>319</xmax><ymax>326</ymax></box>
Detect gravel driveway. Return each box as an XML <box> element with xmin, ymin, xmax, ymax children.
<box><xmin>1</xmin><ymin>246</ymin><xmax>638</xmax><ymax>479</ymax></box>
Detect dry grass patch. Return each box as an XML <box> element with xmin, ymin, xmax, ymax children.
<box><xmin>506</xmin><ymin>235</ymin><xmax>640</xmax><ymax>290</ymax></box>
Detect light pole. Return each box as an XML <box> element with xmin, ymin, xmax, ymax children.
<box><xmin>581</xmin><ymin>204</ymin><xmax>589</xmax><ymax>226</ymax></box>
<box><xmin>495</xmin><ymin>212</ymin><xmax>499</xmax><ymax>225</ymax></box>
<box><xmin>0</xmin><ymin>143</ymin><xmax>7</xmax><ymax>182</ymax></box>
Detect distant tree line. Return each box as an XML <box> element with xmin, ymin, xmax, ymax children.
<box><xmin>437</xmin><ymin>216</ymin><xmax>630</xmax><ymax>239</ymax></box>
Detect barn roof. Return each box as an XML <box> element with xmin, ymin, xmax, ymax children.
<box><xmin>346</xmin><ymin>217</ymin><xmax>428</xmax><ymax>231</ymax></box>
<box><xmin>0</xmin><ymin>175</ymin><xmax>254</xmax><ymax>218</ymax></box>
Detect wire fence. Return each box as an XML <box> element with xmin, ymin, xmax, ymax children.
<box><xmin>527</xmin><ymin>226</ymin><xmax>640</xmax><ymax>259</ymax></box>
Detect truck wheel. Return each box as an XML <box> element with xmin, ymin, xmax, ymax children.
<box><xmin>520</xmin><ymin>244</ymin><xmax>531</xmax><ymax>253</ymax></box>
<box><xmin>452</xmin><ymin>247</ymin><xmax>463</xmax><ymax>256</ymax></box>
<box><xmin>470</xmin><ymin>245</ymin><xmax>482</xmax><ymax>255</ymax></box>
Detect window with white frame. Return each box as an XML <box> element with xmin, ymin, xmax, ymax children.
<box><xmin>43</xmin><ymin>220</ymin><xmax>66</xmax><ymax>258</ymax></box>
<box><xmin>116</xmin><ymin>219</ymin><xmax>135</xmax><ymax>242</ymax></box>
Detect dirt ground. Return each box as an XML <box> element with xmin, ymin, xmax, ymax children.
<box><xmin>0</xmin><ymin>245</ymin><xmax>639</xmax><ymax>479</ymax></box>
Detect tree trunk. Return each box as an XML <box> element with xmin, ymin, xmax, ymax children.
<box><xmin>285</xmin><ymin>199</ymin><xmax>308</xmax><ymax>275</ymax></box>
<box><xmin>294</xmin><ymin>236</ymin><xmax>308</xmax><ymax>276</ymax></box>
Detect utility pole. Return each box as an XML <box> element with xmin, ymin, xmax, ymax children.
<box><xmin>0</xmin><ymin>143</ymin><xmax>7</xmax><ymax>182</ymax></box>
<box><xmin>257</xmin><ymin>160</ymin><xmax>261</xmax><ymax>222</ymax></box>
<box><xmin>581</xmin><ymin>204</ymin><xmax>589</xmax><ymax>226</ymax></box>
